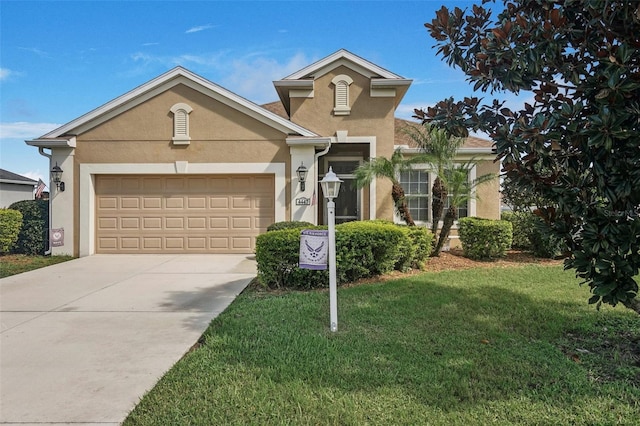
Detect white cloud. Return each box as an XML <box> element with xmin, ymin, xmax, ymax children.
<box><xmin>395</xmin><ymin>103</ymin><xmax>432</xmax><ymax>121</ymax></box>
<box><xmin>0</xmin><ymin>122</ymin><xmax>61</xmax><ymax>139</ymax></box>
<box><xmin>21</xmin><ymin>170</ymin><xmax>47</xmax><ymax>183</ymax></box>
<box><xmin>0</xmin><ymin>68</ymin><xmax>12</xmax><ymax>81</ymax></box>
<box><xmin>221</xmin><ymin>52</ymin><xmax>313</xmax><ymax>104</ymax></box>
<box><xmin>185</xmin><ymin>24</ymin><xmax>215</xmax><ymax>34</ymax></box>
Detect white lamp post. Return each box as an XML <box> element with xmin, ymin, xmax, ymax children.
<box><xmin>320</xmin><ymin>167</ymin><xmax>342</xmax><ymax>332</ymax></box>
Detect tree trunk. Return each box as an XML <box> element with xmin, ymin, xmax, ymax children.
<box><xmin>622</xmin><ymin>297</ymin><xmax>640</xmax><ymax>315</ymax></box>
<box><xmin>431</xmin><ymin>176</ymin><xmax>447</xmax><ymax>236</ymax></box>
<box><xmin>392</xmin><ymin>182</ymin><xmax>415</xmax><ymax>226</ymax></box>
<box><xmin>432</xmin><ymin>205</ymin><xmax>457</xmax><ymax>256</ymax></box>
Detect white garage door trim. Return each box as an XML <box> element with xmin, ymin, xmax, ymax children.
<box><xmin>80</xmin><ymin>162</ymin><xmax>286</xmax><ymax>257</ymax></box>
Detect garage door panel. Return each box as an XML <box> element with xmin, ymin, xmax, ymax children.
<box><xmin>143</xmin><ymin>198</ymin><xmax>162</xmax><ymax>209</ymax></box>
<box><xmin>96</xmin><ymin>174</ymin><xmax>273</xmax><ymax>253</ymax></box>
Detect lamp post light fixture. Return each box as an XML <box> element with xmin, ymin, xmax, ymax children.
<box><xmin>296</xmin><ymin>162</ymin><xmax>308</xmax><ymax>192</ymax></box>
<box><xmin>320</xmin><ymin>167</ymin><xmax>342</xmax><ymax>332</ymax></box>
<box><xmin>51</xmin><ymin>163</ymin><xmax>65</xmax><ymax>192</ymax></box>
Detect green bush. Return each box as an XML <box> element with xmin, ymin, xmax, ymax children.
<box><xmin>458</xmin><ymin>217</ymin><xmax>513</xmax><ymax>260</ymax></box>
<box><xmin>400</xmin><ymin>225</ymin><xmax>433</xmax><ymax>270</ymax></box>
<box><xmin>0</xmin><ymin>209</ymin><xmax>23</xmax><ymax>254</ymax></box>
<box><xmin>501</xmin><ymin>211</ymin><xmax>535</xmax><ymax>250</ymax></box>
<box><xmin>255</xmin><ymin>221</ymin><xmax>425</xmax><ymax>289</ymax></box>
<box><xmin>267</xmin><ymin>221</ymin><xmax>315</xmax><ymax>232</ymax></box>
<box><xmin>501</xmin><ymin>211</ymin><xmax>566</xmax><ymax>258</ymax></box>
<box><xmin>8</xmin><ymin>199</ymin><xmax>49</xmax><ymax>255</ymax></box>
<box><xmin>530</xmin><ymin>219</ymin><xmax>566</xmax><ymax>259</ymax></box>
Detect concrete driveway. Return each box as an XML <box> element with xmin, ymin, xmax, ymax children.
<box><xmin>0</xmin><ymin>254</ymin><xmax>255</xmax><ymax>425</ymax></box>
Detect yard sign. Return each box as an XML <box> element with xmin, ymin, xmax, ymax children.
<box><xmin>299</xmin><ymin>229</ymin><xmax>328</xmax><ymax>270</ymax></box>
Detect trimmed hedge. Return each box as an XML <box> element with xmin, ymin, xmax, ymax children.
<box><xmin>458</xmin><ymin>217</ymin><xmax>513</xmax><ymax>260</ymax></box>
<box><xmin>255</xmin><ymin>221</ymin><xmax>432</xmax><ymax>289</ymax></box>
<box><xmin>267</xmin><ymin>221</ymin><xmax>315</xmax><ymax>232</ymax></box>
<box><xmin>8</xmin><ymin>199</ymin><xmax>49</xmax><ymax>255</ymax></box>
<box><xmin>0</xmin><ymin>209</ymin><xmax>23</xmax><ymax>254</ymax></box>
<box><xmin>501</xmin><ymin>211</ymin><xmax>566</xmax><ymax>258</ymax></box>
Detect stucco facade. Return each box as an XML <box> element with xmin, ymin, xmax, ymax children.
<box><xmin>26</xmin><ymin>49</ymin><xmax>499</xmax><ymax>256</ymax></box>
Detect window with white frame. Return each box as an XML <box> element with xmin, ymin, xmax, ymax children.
<box><xmin>398</xmin><ymin>166</ymin><xmax>472</xmax><ymax>224</ymax></box>
<box><xmin>331</xmin><ymin>74</ymin><xmax>353</xmax><ymax>115</ymax></box>
<box><xmin>399</xmin><ymin>169</ymin><xmax>430</xmax><ymax>222</ymax></box>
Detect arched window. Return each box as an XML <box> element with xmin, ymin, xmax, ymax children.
<box><xmin>331</xmin><ymin>75</ymin><xmax>353</xmax><ymax>115</ymax></box>
<box><xmin>170</xmin><ymin>103</ymin><xmax>193</xmax><ymax>145</ymax></box>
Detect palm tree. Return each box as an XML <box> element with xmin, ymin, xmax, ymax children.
<box><xmin>431</xmin><ymin>160</ymin><xmax>496</xmax><ymax>256</ymax></box>
<box><xmin>402</xmin><ymin>124</ymin><xmax>464</xmax><ymax>236</ymax></box>
<box><xmin>354</xmin><ymin>149</ymin><xmax>424</xmax><ymax>226</ymax></box>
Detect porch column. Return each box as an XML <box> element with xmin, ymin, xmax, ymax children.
<box><xmin>289</xmin><ymin>145</ymin><xmax>316</xmax><ymax>223</ymax></box>
<box><xmin>50</xmin><ymin>147</ymin><xmax>75</xmax><ymax>256</ymax></box>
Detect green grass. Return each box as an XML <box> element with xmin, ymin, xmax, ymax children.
<box><xmin>0</xmin><ymin>254</ymin><xmax>74</xmax><ymax>278</ymax></box>
<box><xmin>125</xmin><ymin>265</ymin><xmax>640</xmax><ymax>425</ymax></box>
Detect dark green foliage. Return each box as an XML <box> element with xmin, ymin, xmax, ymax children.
<box><xmin>458</xmin><ymin>217</ymin><xmax>512</xmax><ymax>260</ymax></box>
<box><xmin>255</xmin><ymin>221</ymin><xmax>432</xmax><ymax>289</ymax></box>
<box><xmin>8</xmin><ymin>200</ymin><xmax>48</xmax><ymax>255</ymax></box>
<box><xmin>0</xmin><ymin>209</ymin><xmax>23</xmax><ymax>254</ymax></box>
<box><xmin>501</xmin><ymin>211</ymin><xmax>535</xmax><ymax>250</ymax></box>
<box><xmin>266</xmin><ymin>221</ymin><xmax>315</xmax><ymax>232</ymax></box>
<box><xmin>502</xmin><ymin>211</ymin><xmax>567</xmax><ymax>258</ymax></box>
<box><xmin>417</xmin><ymin>1</ymin><xmax>640</xmax><ymax>313</ymax></box>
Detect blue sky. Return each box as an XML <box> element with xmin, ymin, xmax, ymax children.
<box><xmin>0</xmin><ymin>0</ymin><xmax>514</xmax><ymax>184</ymax></box>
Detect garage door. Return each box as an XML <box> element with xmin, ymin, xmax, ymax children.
<box><xmin>95</xmin><ymin>175</ymin><xmax>274</xmax><ymax>253</ymax></box>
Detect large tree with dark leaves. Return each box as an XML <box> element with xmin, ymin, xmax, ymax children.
<box><xmin>415</xmin><ymin>0</ymin><xmax>640</xmax><ymax>314</ymax></box>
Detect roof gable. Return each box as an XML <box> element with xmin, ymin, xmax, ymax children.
<box><xmin>39</xmin><ymin>67</ymin><xmax>317</xmax><ymax>140</ymax></box>
<box><xmin>0</xmin><ymin>168</ymin><xmax>37</xmax><ymax>185</ymax></box>
<box><xmin>273</xmin><ymin>49</ymin><xmax>412</xmax><ymax>116</ymax></box>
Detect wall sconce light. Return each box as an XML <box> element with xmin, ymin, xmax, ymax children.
<box><xmin>296</xmin><ymin>162</ymin><xmax>308</xmax><ymax>192</ymax></box>
<box><xmin>51</xmin><ymin>162</ymin><xmax>65</xmax><ymax>192</ymax></box>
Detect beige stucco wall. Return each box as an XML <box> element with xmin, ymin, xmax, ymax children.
<box><xmin>288</xmin><ymin>65</ymin><xmax>397</xmax><ymax>221</ymax></box>
<box><xmin>474</xmin><ymin>159</ymin><xmax>501</xmax><ymax>220</ymax></box>
<box><xmin>70</xmin><ymin>84</ymin><xmax>293</xmax><ymax>256</ymax></box>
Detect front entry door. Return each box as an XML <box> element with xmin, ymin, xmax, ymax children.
<box><xmin>323</xmin><ymin>159</ymin><xmax>361</xmax><ymax>224</ymax></box>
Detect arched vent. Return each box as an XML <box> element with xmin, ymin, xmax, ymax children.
<box><xmin>170</xmin><ymin>103</ymin><xmax>193</xmax><ymax>145</ymax></box>
<box><xmin>331</xmin><ymin>75</ymin><xmax>353</xmax><ymax>115</ymax></box>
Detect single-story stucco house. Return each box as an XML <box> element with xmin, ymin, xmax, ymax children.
<box><xmin>26</xmin><ymin>49</ymin><xmax>499</xmax><ymax>257</ymax></box>
<box><xmin>0</xmin><ymin>169</ymin><xmax>37</xmax><ymax>208</ymax></box>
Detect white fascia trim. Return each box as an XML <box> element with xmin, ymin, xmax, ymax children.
<box><xmin>371</xmin><ymin>78</ymin><xmax>413</xmax><ymax>88</ymax></box>
<box><xmin>42</xmin><ymin>67</ymin><xmax>317</xmax><ymax>139</ymax></box>
<box><xmin>286</xmin><ymin>137</ymin><xmax>332</xmax><ymax>147</ymax></box>
<box><xmin>0</xmin><ymin>179</ymin><xmax>37</xmax><ymax>186</ymax></box>
<box><xmin>283</xmin><ymin>49</ymin><xmax>406</xmax><ymax>80</ymax></box>
<box><xmin>79</xmin><ymin>162</ymin><xmax>286</xmax><ymax>257</ymax></box>
<box><xmin>26</xmin><ymin>138</ymin><xmax>77</xmax><ymax>148</ymax></box>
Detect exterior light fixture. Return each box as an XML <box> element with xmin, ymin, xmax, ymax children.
<box><xmin>320</xmin><ymin>167</ymin><xmax>343</xmax><ymax>332</ymax></box>
<box><xmin>296</xmin><ymin>162</ymin><xmax>308</xmax><ymax>192</ymax></box>
<box><xmin>51</xmin><ymin>163</ymin><xmax>65</xmax><ymax>192</ymax></box>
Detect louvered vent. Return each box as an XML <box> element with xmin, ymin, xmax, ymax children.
<box><xmin>170</xmin><ymin>103</ymin><xmax>193</xmax><ymax>145</ymax></box>
<box><xmin>331</xmin><ymin>74</ymin><xmax>353</xmax><ymax>116</ymax></box>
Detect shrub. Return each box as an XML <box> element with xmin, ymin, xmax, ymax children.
<box><xmin>529</xmin><ymin>218</ymin><xmax>566</xmax><ymax>259</ymax></box>
<box><xmin>267</xmin><ymin>221</ymin><xmax>315</xmax><ymax>232</ymax></box>
<box><xmin>255</xmin><ymin>221</ymin><xmax>416</xmax><ymax>289</ymax></box>
<box><xmin>501</xmin><ymin>211</ymin><xmax>535</xmax><ymax>250</ymax></box>
<box><xmin>8</xmin><ymin>199</ymin><xmax>49</xmax><ymax>255</ymax></box>
<box><xmin>501</xmin><ymin>211</ymin><xmax>566</xmax><ymax>258</ymax></box>
<box><xmin>399</xmin><ymin>225</ymin><xmax>433</xmax><ymax>270</ymax></box>
<box><xmin>0</xmin><ymin>209</ymin><xmax>23</xmax><ymax>254</ymax></box>
<box><xmin>458</xmin><ymin>217</ymin><xmax>513</xmax><ymax>260</ymax></box>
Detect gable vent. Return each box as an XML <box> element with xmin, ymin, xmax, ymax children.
<box><xmin>331</xmin><ymin>75</ymin><xmax>353</xmax><ymax>116</ymax></box>
<box><xmin>170</xmin><ymin>103</ymin><xmax>193</xmax><ymax>145</ymax></box>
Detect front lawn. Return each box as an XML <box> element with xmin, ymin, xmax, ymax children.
<box><xmin>125</xmin><ymin>264</ymin><xmax>640</xmax><ymax>425</ymax></box>
<box><xmin>0</xmin><ymin>254</ymin><xmax>74</xmax><ymax>278</ymax></box>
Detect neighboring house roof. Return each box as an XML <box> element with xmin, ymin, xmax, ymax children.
<box><xmin>262</xmin><ymin>101</ymin><xmax>495</xmax><ymax>152</ymax></box>
<box><xmin>0</xmin><ymin>169</ymin><xmax>37</xmax><ymax>186</ymax></box>
<box><xmin>273</xmin><ymin>49</ymin><xmax>412</xmax><ymax>116</ymax></box>
<box><xmin>34</xmin><ymin>67</ymin><xmax>318</xmax><ymax>142</ymax></box>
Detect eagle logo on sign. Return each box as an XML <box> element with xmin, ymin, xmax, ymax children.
<box><xmin>305</xmin><ymin>240</ymin><xmax>325</xmax><ymax>259</ymax></box>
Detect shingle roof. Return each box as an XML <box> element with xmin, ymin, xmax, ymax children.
<box><xmin>0</xmin><ymin>169</ymin><xmax>37</xmax><ymax>184</ymax></box>
<box><xmin>261</xmin><ymin>101</ymin><xmax>494</xmax><ymax>150</ymax></box>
